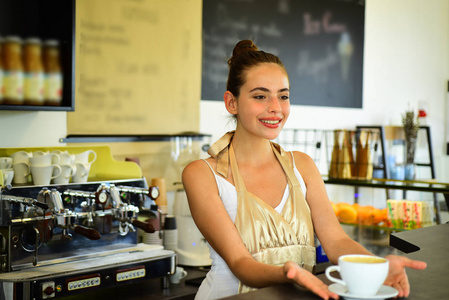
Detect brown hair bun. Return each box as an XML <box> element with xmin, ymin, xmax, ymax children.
<box><xmin>228</xmin><ymin>40</ymin><xmax>259</xmax><ymax>66</ymax></box>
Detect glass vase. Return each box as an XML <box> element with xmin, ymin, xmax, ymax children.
<box><xmin>404</xmin><ymin>137</ymin><xmax>417</xmax><ymax>181</ymax></box>
<box><xmin>404</xmin><ymin>163</ymin><xmax>416</xmax><ymax>181</ymax></box>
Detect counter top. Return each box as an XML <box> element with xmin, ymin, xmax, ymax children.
<box><xmin>389</xmin><ymin>223</ymin><xmax>449</xmax><ymax>299</ymax></box>
<box><xmin>61</xmin><ymin>224</ymin><xmax>448</xmax><ymax>299</ymax></box>
<box><xmin>220</xmin><ymin>223</ymin><xmax>449</xmax><ymax>300</ymax></box>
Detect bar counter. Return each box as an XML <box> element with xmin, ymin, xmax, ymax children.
<box><xmin>61</xmin><ymin>224</ymin><xmax>448</xmax><ymax>299</ymax></box>
<box><xmin>221</xmin><ymin>223</ymin><xmax>449</xmax><ymax>300</ymax></box>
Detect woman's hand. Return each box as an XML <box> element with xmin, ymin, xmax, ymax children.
<box><xmin>284</xmin><ymin>261</ymin><xmax>339</xmax><ymax>300</ymax></box>
<box><xmin>384</xmin><ymin>255</ymin><xmax>427</xmax><ymax>297</ymax></box>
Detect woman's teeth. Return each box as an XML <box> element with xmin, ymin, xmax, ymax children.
<box><xmin>261</xmin><ymin>120</ymin><xmax>280</xmax><ymax>125</ymax></box>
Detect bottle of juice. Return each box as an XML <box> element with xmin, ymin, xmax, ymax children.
<box><xmin>23</xmin><ymin>37</ymin><xmax>45</xmax><ymax>105</ymax></box>
<box><xmin>43</xmin><ymin>39</ymin><xmax>63</xmax><ymax>105</ymax></box>
<box><xmin>2</xmin><ymin>36</ymin><xmax>24</xmax><ymax>105</ymax></box>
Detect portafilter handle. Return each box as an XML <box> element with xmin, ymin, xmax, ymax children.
<box><xmin>131</xmin><ymin>219</ymin><xmax>155</xmax><ymax>233</ymax></box>
<box><xmin>73</xmin><ymin>225</ymin><xmax>101</xmax><ymax>240</ymax></box>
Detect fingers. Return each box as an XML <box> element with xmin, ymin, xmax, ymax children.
<box><xmin>408</xmin><ymin>259</ymin><xmax>427</xmax><ymax>270</ymax></box>
<box><xmin>386</xmin><ymin>255</ymin><xmax>427</xmax><ymax>270</ymax></box>
<box><xmin>285</xmin><ymin>264</ymin><xmax>338</xmax><ymax>299</ymax></box>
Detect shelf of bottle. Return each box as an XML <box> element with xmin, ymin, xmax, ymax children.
<box><xmin>323</xmin><ymin>176</ymin><xmax>449</xmax><ymax>193</ymax></box>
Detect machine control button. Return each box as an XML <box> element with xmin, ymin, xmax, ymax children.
<box><xmin>44</xmin><ymin>286</ymin><xmax>54</xmax><ymax>295</ymax></box>
<box><xmin>67</xmin><ymin>274</ymin><xmax>101</xmax><ymax>291</ymax></box>
<box><xmin>116</xmin><ymin>266</ymin><xmax>146</xmax><ymax>282</ymax></box>
<box><xmin>41</xmin><ymin>281</ymin><xmax>55</xmax><ymax>299</ymax></box>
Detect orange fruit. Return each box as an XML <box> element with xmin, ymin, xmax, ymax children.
<box><xmin>336</xmin><ymin>203</ymin><xmax>358</xmax><ymax>224</ymax></box>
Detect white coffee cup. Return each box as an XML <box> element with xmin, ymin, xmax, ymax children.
<box><xmin>0</xmin><ymin>157</ymin><xmax>13</xmax><ymax>169</ymax></box>
<box><xmin>325</xmin><ymin>254</ymin><xmax>389</xmax><ymax>296</ymax></box>
<box><xmin>52</xmin><ymin>164</ymin><xmax>77</xmax><ymax>184</ymax></box>
<box><xmin>72</xmin><ymin>162</ymin><xmax>91</xmax><ymax>183</ymax></box>
<box><xmin>170</xmin><ymin>266</ymin><xmax>187</xmax><ymax>284</ymax></box>
<box><xmin>32</xmin><ymin>151</ymin><xmax>49</xmax><ymax>157</ymax></box>
<box><xmin>1</xmin><ymin>169</ymin><xmax>14</xmax><ymax>186</ymax></box>
<box><xmin>10</xmin><ymin>151</ymin><xmax>32</xmax><ymax>164</ymax></box>
<box><xmin>60</xmin><ymin>153</ymin><xmax>76</xmax><ymax>165</ymax></box>
<box><xmin>75</xmin><ymin>150</ymin><xmax>97</xmax><ymax>164</ymax></box>
<box><xmin>30</xmin><ymin>153</ymin><xmax>60</xmax><ymax>166</ymax></box>
<box><xmin>31</xmin><ymin>165</ymin><xmax>61</xmax><ymax>185</ymax></box>
<box><xmin>51</xmin><ymin>150</ymin><xmax>76</xmax><ymax>164</ymax></box>
<box><xmin>12</xmin><ymin>162</ymin><xmax>31</xmax><ymax>184</ymax></box>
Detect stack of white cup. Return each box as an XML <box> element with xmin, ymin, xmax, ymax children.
<box><xmin>10</xmin><ymin>151</ymin><xmax>33</xmax><ymax>185</ymax></box>
<box><xmin>73</xmin><ymin>150</ymin><xmax>97</xmax><ymax>183</ymax></box>
<box><xmin>29</xmin><ymin>151</ymin><xmax>61</xmax><ymax>185</ymax></box>
<box><xmin>0</xmin><ymin>157</ymin><xmax>14</xmax><ymax>186</ymax></box>
<box><xmin>51</xmin><ymin>150</ymin><xmax>77</xmax><ymax>184</ymax></box>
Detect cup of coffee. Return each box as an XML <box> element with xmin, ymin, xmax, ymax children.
<box><xmin>170</xmin><ymin>266</ymin><xmax>187</xmax><ymax>284</ymax></box>
<box><xmin>325</xmin><ymin>254</ymin><xmax>389</xmax><ymax>296</ymax></box>
<box><xmin>0</xmin><ymin>157</ymin><xmax>13</xmax><ymax>169</ymax></box>
<box><xmin>31</xmin><ymin>165</ymin><xmax>61</xmax><ymax>185</ymax></box>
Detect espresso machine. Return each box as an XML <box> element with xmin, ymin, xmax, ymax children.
<box><xmin>0</xmin><ymin>178</ymin><xmax>176</xmax><ymax>299</ymax></box>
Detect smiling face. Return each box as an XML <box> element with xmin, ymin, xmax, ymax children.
<box><xmin>225</xmin><ymin>63</ymin><xmax>290</xmax><ymax>141</ymax></box>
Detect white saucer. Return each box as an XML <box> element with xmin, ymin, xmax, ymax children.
<box><xmin>328</xmin><ymin>283</ymin><xmax>399</xmax><ymax>300</ymax></box>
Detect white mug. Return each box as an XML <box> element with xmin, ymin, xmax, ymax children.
<box><xmin>30</xmin><ymin>153</ymin><xmax>60</xmax><ymax>166</ymax></box>
<box><xmin>51</xmin><ymin>150</ymin><xmax>76</xmax><ymax>165</ymax></box>
<box><xmin>72</xmin><ymin>162</ymin><xmax>91</xmax><ymax>183</ymax></box>
<box><xmin>1</xmin><ymin>169</ymin><xmax>14</xmax><ymax>186</ymax></box>
<box><xmin>52</xmin><ymin>164</ymin><xmax>77</xmax><ymax>184</ymax></box>
<box><xmin>31</xmin><ymin>165</ymin><xmax>61</xmax><ymax>185</ymax></box>
<box><xmin>75</xmin><ymin>150</ymin><xmax>97</xmax><ymax>164</ymax></box>
<box><xmin>170</xmin><ymin>266</ymin><xmax>187</xmax><ymax>284</ymax></box>
<box><xmin>325</xmin><ymin>254</ymin><xmax>389</xmax><ymax>296</ymax></box>
<box><xmin>10</xmin><ymin>151</ymin><xmax>32</xmax><ymax>164</ymax></box>
<box><xmin>0</xmin><ymin>157</ymin><xmax>13</xmax><ymax>169</ymax></box>
<box><xmin>32</xmin><ymin>151</ymin><xmax>49</xmax><ymax>157</ymax></box>
<box><xmin>12</xmin><ymin>162</ymin><xmax>31</xmax><ymax>184</ymax></box>
<box><xmin>59</xmin><ymin>152</ymin><xmax>76</xmax><ymax>165</ymax></box>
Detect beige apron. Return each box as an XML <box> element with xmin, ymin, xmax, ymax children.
<box><xmin>208</xmin><ymin>132</ymin><xmax>316</xmax><ymax>294</ymax></box>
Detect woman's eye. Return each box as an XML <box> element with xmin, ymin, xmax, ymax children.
<box><xmin>254</xmin><ymin>95</ymin><xmax>266</xmax><ymax>100</ymax></box>
<box><xmin>280</xmin><ymin>95</ymin><xmax>289</xmax><ymax>100</ymax></box>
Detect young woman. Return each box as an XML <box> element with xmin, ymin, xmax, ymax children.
<box><xmin>182</xmin><ymin>40</ymin><xmax>426</xmax><ymax>300</ymax></box>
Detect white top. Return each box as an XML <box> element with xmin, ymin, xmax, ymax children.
<box><xmin>196</xmin><ymin>153</ymin><xmax>307</xmax><ymax>299</ymax></box>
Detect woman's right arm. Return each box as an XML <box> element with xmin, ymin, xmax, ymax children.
<box><xmin>181</xmin><ymin>160</ymin><xmax>338</xmax><ymax>299</ymax></box>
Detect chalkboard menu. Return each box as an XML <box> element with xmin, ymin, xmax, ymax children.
<box><xmin>202</xmin><ymin>0</ymin><xmax>365</xmax><ymax>108</ymax></box>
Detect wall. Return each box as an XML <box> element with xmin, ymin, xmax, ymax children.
<box><xmin>0</xmin><ymin>0</ymin><xmax>448</xmax><ymax>184</ymax></box>
<box><xmin>200</xmin><ymin>0</ymin><xmax>449</xmax><ymax>184</ymax></box>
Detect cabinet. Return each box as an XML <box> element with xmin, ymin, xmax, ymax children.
<box><xmin>0</xmin><ymin>0</ymin><xmax>75</xmax><ymax>111</ymax></box>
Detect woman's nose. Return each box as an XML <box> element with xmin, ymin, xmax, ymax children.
<box><xmin>268</xmin><ymin>97</ymin><xmax>281</xmax><ymax>112</ymax></box>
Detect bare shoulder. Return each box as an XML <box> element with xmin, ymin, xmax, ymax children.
<box><xmin>290</xmin><ymin>151</ymin><xmax>322</xmax><ymax>182</ymax></box>
<box><xmin>291</xmin><ymin>151</ymin><xmax>317</xmax><ymax>169</ymax></box>
<box><xmin>182</xmin><ymin>158</ymin><xmax>217</xmax><ymax>192</ymax></box>
<box><xmin>182</xmin><ymin>159</ymin><xmax>209</xmax><ymax>180</ymax></box>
